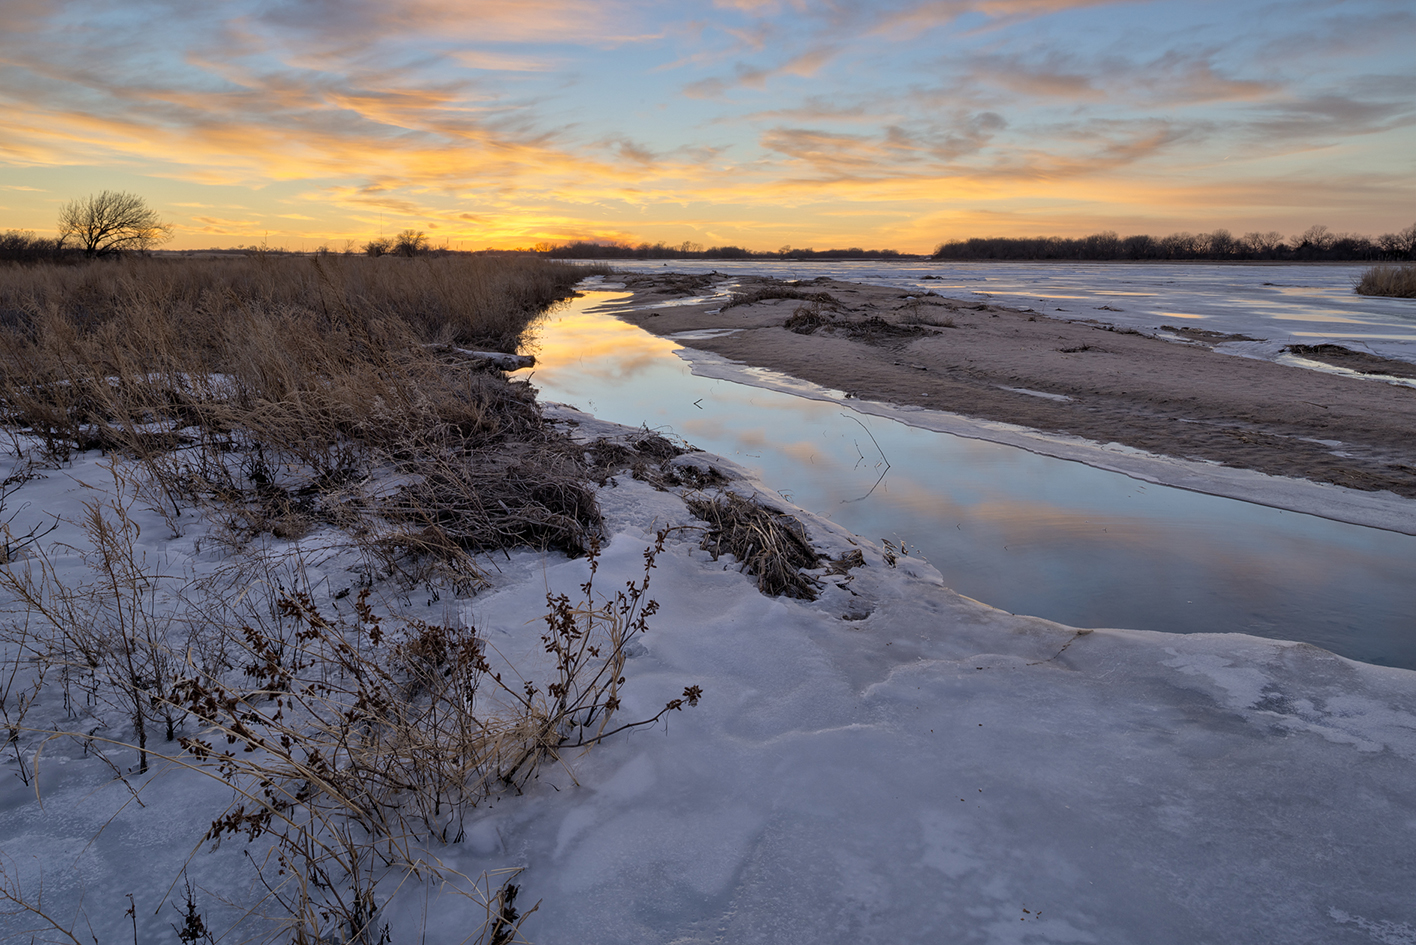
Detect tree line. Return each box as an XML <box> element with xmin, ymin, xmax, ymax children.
<box><xmin>541</xmin><ymin>241</ymin><xmax>909</xmax><ymax>260</ymax></box>
<box><xmin>8</xmin><ymin>191</ymin><xmax>1413</xmax><ymax>267</ymax></box>
<box><xmin>932</xmin><ymin>225</ymin><xmax>1416</xmax><ymax>262</ymax></box>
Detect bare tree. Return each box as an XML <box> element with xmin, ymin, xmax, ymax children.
<box><xmin>57</xmin><ymin>191</ymin><xmax>173</xmax><ymax>257</ymax></box>
<box><xmin>1294</xmin><ymin>224</ymin><xmax>1334</xmax><ymax>251</ymax></box>
<box><xmin>393</xmin><ymin>229</ymin><xmax>429</xmax><ymax>257</ymax></box>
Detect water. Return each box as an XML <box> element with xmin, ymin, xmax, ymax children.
<box><xmin>521</xmin><ymin>285</ymin><xmax>1416</xmax><ymax>670</ymax></box>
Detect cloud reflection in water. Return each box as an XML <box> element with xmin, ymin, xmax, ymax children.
<box><xmin>524</xmin><ymin>290</ymin><xmax>1416</xmax><ymax>668</ymax></box>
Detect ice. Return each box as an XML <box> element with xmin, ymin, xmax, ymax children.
<box><xmin>2</xmin><ymin>428</ymin><xmax>1414</xmax><ymax>944</ymax></box>
<box><xmin>604</xmin><ymin>259</ymin><xmax>1416</xmax><ymax>366</ymax></box>
<box><xmin>417</xmin><ymin>493</ymin><xmax>1416</xmax><ymax>943</ymax></box>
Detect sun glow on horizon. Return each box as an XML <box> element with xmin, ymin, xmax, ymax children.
<box><xmin>2</xmin><ymin>1</ymin><xmax>1413</xmax><ymax>253</ymax></box>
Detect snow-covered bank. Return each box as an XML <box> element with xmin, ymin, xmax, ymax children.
<box><xmin>3</xmin><ymin>412</ymin><xmax>1413</xmax><ymax>945</ymax></box>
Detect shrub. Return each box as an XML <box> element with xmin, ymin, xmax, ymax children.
<box><xmin>0</xmin><ymin>230</ymin><xmax>75</xmax><ymax>265</ymax></box>
<box><xmin>393</xmin><ymin>229</ymin><xmax>430</xmax><ymax>257</ymax></box>
<box><xmin>1354</xmin><ymin>264</ymin><xmax>1416</xmax><ymax>298</ymax></box>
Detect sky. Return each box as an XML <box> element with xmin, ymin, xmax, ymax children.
<box><xmin>1</xmin><ymin>0</ymin><xmax>1414</xmax><ymax>254</ymax></box>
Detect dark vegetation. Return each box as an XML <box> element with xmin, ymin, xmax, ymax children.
<box><xmin>686</xmin><ymin>492</ymin><xmax>822</xmax><ymax>599</ymax></box>
<box><xmin>933</xmin><ymin>224</ymin><xmax>1416</xmax><ymax>262</ymax></box>
<box><xmin>0</xmin><ymin>229</ymin><xmax>80</xmax><ymax>265</ymax></box>
<box><xmin>724</xmin><ymin>284</ymin><xmax>840</xmax><ymax>309</ymax></box>
<box><xmin>1284</xmin><ymin>343</ymin><xmax>1416</xmax><ymax>380</ymax></box>
<box><xmin>544</xmin><ymin>241</ymin><xmax>910</xmax><ymax>261</ymax></box>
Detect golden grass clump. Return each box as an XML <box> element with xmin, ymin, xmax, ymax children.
<box><xmin>1354</xmin><ymin>264</ymin><xmax>1416</xmax><ymax>298</ymax></box>
<box><xmin>687</xmin><ymin>491</ymin><xmax>822</xmax><ymax>599</ymax></box>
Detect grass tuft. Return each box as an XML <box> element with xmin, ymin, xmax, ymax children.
<box><xmin>1354</xmin><ymin>264</ymin><xmax>1416</xmax><ymax>298</ymax></box>
<box><xmin>725</xmin><ymin>284</ymin><xmax>839</xmax><ymax>310</ymax></box>
<box><xmin>687</xmin><ymin>492</ymin><xmax>822</xmax><ymax>599</ymax></box>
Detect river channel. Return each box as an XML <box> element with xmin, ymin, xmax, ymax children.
<box><xmin>520</xmin><ymin>284</ymin><xmax>1416</xmax><ymax>670</ymax></box>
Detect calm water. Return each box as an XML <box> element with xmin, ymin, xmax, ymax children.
<box><xmin>521</xmin><ymin>285</ymin><xmax>1416</xmax><ymax>670</ymax></box>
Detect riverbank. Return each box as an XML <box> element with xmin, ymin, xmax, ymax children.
<box><xmin>610</xmin><ymin>272</ymin><xmax>1416</xmax><ymax>500</ymax></box>
<box><xmin>3</xmin><ymin>260</ymin><xmax>1413</xmax><ymax>944</ymax></box>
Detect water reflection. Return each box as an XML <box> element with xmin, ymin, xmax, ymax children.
<box><xmin>522</xmin><ymin>291</ymin><xmax>1416</xmax><ymax>669</ymax></box>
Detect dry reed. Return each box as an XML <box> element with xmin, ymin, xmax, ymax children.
<box><xmin>686</xmin><ymin>492</ymin><xmax>822</xmax><ymax>599</ymax></box>
<box><xmin>1354</xmin><ymin>264</ymin><xmax>1416</xmax><ymax>298</ymax></box>
<box><xmin>724</xmin><ymin>282</ymin><xmax>839</xmax><ymax>310</ymax></box>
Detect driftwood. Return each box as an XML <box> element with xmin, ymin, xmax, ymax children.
<box><xmin>427</xmin><ymin>344</ymin><xmax>536</xmax><ymax>370</ymax></box>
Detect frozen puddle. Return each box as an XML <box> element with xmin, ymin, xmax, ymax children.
<box><xmin>667</xmin><ymin>327</ymin><xmax>742</xmax><ymax>341</ymax></box>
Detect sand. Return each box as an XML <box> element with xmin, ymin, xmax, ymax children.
<box><xmin>611</xmin><ymin>273</ymin><xmax>1416</xmax><ymax>499</ymax></box>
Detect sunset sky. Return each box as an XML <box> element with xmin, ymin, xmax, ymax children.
<box><xmin>2</xmin><ymin>0</ymin><xmax>1413</xmax><ymax>253</ymax></box>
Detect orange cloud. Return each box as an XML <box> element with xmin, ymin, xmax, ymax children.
<box><xmin>2</xmin><ymin>0</ymin><xmax>1410</xmax><ymax>253</ymax></box>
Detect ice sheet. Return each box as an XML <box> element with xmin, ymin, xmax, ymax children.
<box><xmin>2</xmin><ymin>432</ymin><xmax>1414</xmax><ymax>944</ymax></box>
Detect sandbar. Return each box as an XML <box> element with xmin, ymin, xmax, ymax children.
<box><xmin>610</xmin><ymin>273</ymin><xmax>1416</xmax><ymax>501</ymax></box>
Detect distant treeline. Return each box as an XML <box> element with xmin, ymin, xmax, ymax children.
<box><xmin>933</xmin><ymin>225</ymin><xmax>1416</xmax><ymax>262</ymax></box>
<box><xmin>0</xmin><ymin>230</ymin><xmax>79</xmax><ymax>264</ymax></box>
<box><xmin>543</xmin><ymin>241</ymin><xmax>911</xmax><ymax>261</ymax></box>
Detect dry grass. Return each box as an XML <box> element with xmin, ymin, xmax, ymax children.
<box><xmin>686</xmin><ymin>492</ymin><xmax>822</xmax><ymax>599</ymax></box>
<box><xmin>0</xmin><ymin>253</ymin><xmax>713</xmax><ymax>943</ymax></box>
<box><xmin>0</xmin><ymin>253</ymin><xmax>595</xmax><ymax>349</ymax></box>
<box><xmin>897</xmin><ymin>297</ymin><xmax>957</xmax><ymax>327</ymax></box>
<box><xmin>0</xmin><ymin>255</ymin><xmax>609</xmax><ymax>575</ymax></box>
<box><xmin>1355</xmin><ymin>264</ymin><xmax>1416</xmax><ymax>298</ymax></box>
<box><xmin>724</xmin><ymin>282</ymin><xmax>839</xmax><ymax>310</ymax></box>
<box><xmin>784</xmin><ymin>302</ymin><xmax>836</xmax><ymax>334</ymax></box>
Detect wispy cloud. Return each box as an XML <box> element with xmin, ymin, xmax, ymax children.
<box><xmin>868</xmin><ymin>0</ymin><xmax>1133</xmax><ymax>37</ymax></box>
<box><xmin>0</xmin><ymin>0</ymin><xmax>1410</xmax><ymax>250</ymax></box>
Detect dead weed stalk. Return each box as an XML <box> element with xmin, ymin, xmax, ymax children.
<box><xmin>4</xmin><ymin>512</ymin><xmax>698</xmax><ymax>943</ymax></box>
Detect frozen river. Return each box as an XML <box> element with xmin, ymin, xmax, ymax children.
<box><xmin>603</xmin><ymin>259</ymin><xmax>1416</xmax><ymax>371</ymax></box>
<box><xmin>523</xmin><ymin>270</ymin><xmax>1416</xmax><ymax>669</ymax></box>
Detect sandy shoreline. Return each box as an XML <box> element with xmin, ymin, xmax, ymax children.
<box><xmin>608</xmin><ymin>272</ymin><xmax>1416</xmax><ymax>502</ymax></box>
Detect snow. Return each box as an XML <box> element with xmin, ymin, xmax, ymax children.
<box><xmin>2</xmin><ymin>412</ymin><xmax>1415</xmax><ymax>944</ymax></box>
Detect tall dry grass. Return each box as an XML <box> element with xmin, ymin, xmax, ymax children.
<box><xmin>0</xmin><ymin>252</ymin><xmax>594</xmax><ymax>350</ymax></box>
<box><xmin>0</xmin><ymin>254</ymin><xmax>607</xmax><ymax>564</ymax></box>
<box><xmin>1355</xmin><ymin>264</ymin><xmax>1416</xmax><ymax>298</ymax></box>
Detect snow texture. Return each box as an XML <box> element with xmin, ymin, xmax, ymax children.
<box><xmin>1</xmin><ymin>421</ymin><xmax>1413</xmax><ymax>945</ymax></box>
